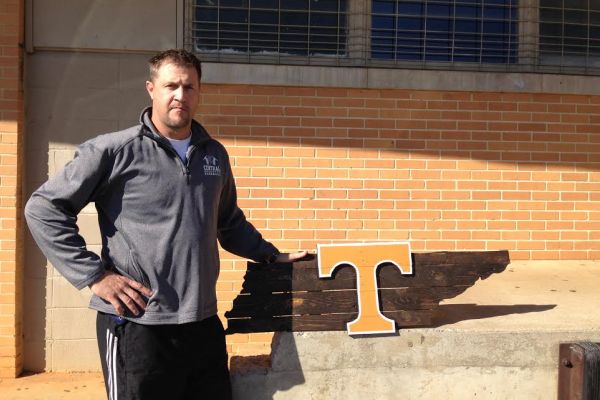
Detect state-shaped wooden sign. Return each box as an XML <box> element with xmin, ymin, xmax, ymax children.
<box><xmin>226</xmin><ymin>245</ymin><xmax>510</xmax><ymax>336</ymax></box>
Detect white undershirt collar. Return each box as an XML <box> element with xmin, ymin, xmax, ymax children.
<box><xmin>166</xmin><ymin>133</ymin><xmax>191</xmax><ymax>163</ymax></box>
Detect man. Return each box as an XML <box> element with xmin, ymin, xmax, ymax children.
<box><xmin>25</xmin><ymin>49</ymin><xmax>306</xmax><ymax>400</ymax></box>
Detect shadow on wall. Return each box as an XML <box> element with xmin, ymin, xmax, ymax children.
<box><xmin>230</xmin><ymin>333</ymin><xmax>305</xmax><ymax>400</ymax></box>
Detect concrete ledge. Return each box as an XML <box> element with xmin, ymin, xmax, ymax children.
<box><xmin>202</xmin><ymin>62</ymin><xmax>600</xmax><ymax>96</ymax></box>
<box><xmin>231</xmin><ymin>261</ymin><xmax>600</xmax><ymax>399</ymax></box>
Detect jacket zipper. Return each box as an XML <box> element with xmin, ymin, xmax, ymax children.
<box><xmin>185</xmin><ymin>146</ymin><xmax>197</xmax><ymax>185</ymax></box>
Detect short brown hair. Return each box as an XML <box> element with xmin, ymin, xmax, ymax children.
<box><xmin>148</xmin><ymin>49</ymin><xmax>202</xmax><ymax>82</ymax></box>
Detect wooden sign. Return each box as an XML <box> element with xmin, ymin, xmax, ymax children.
<box><xmin>225</xmin><ymin>249</ymin><xmax>510</xmax><ymax>335</ymax></box>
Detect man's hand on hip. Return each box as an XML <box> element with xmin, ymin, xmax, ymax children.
<box><xmin>89</xmin><ymin>271</ymin><xmax>153</xmax><ymax>316</ymax></box>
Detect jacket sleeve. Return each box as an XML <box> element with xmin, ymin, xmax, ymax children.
<box><xmin>24</xmin><ymin>141</ymin><xmax>110</xmax><ymax>290</ymax></box>
<box><xmin>216</xmin><ymin>152</ymin><xmax>278</xmax><ymax>262</ymax></box>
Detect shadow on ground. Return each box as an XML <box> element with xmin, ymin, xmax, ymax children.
<box><xmin>433</xmin><ymin>303</ymin><xmax>557</xmax><ymax>327</ymax></box>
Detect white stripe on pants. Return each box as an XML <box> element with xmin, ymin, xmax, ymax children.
<box><xmin>105</xmin><ymin>329</ymin><xmax>119</xmax><ymax>400</ymax></box>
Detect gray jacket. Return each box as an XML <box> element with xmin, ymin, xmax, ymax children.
<box><xmin>25</xmin><ymin>107</ymin><xmax>278</xmax><ymax>324</ymax></box>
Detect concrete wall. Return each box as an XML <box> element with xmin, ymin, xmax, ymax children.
<box><xmin>17</xmin><ymin>0</ymin><xmax>600</xmax><ymax>373</ymax></box>
<box><xmin>232</xmin><ymin>330</ymin><xmax>600</xmax><ymax>400</ymax></box>
<box><xmin>24</xmin><ymin>51</ymin><xmax>150</xmax><ymax>371</ymax></box>
<box><xmin>29</xmin><ymin>0</ymin><xmax>180</xmax><ymax>50</ymax></box>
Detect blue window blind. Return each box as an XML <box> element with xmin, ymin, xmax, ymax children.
<box><xmin>371</xmin><ymin>0</ymin><xmax>518</xmax><ymax>64</ymax></box>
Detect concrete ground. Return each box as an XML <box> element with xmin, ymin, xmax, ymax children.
<box><xmin>0</xmin><ymin>372</ymin><xmax>105</xmax><ymax>400</ymax></box>
<box><xmin>1</xmin><ymin>260</ymin><xmax>599</xmax><ymax>399</ymax></box>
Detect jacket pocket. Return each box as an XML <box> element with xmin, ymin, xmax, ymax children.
<box><xmin>126</xmin><ymin>250</ymin><xmax>151</xmax><ymax>289</ymax></box>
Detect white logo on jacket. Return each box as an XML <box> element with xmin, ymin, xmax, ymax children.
<box><xmin>203</xmin><ymin>155</ymin><xmax>221</xmax><ymax>176</ymax></box>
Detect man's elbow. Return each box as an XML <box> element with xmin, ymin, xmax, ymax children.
<box><xmin>24</xmin><ymin>194</ymin><xmax>38</xmax><ymax>223</ymax></box>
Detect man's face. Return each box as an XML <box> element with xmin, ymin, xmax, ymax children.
<box><xmin>145</xmin><ymin>61</ymin><xmax>200</xmax><ymax>139</ymax></box>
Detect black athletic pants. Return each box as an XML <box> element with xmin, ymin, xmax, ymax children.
<box><xmin>97</xmin><ymin>313</ymin><xmax>232</xmax><ymax>400</ymax></box>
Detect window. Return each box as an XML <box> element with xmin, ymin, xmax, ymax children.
<box><xmin>192</xmin><ymin>0</ymin><xmax>347</xmax><ymax>62</ymax></box>
<box><xmin>539</xmin><ymin>0</ymin><xmax>600</xmax><ymax>71</ymax></box>
<box><xmin>188</xmin><ymin>0</ymin><xmax>600</xmax><ymax>75</ymax></box>
<box><xmin>371</xmin><ymin>0</ymin><xmax>518</xmax><ymax>64</ymax></box>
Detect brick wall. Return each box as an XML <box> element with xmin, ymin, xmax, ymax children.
<box><xmin>0</xmin><ymin>0</ymin><xmax>24</xmax><ymax>378</ymax></box>
<box><xmin>195</xmin><ymin>84</ymin><xmax>600</xmax><ymax>357</ymax></box>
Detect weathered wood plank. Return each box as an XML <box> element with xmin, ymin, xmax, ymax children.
<box><xmin>226</xmin><ymin>310</ymin><xmax>433</xmax><ymax>333</ymax></box>
<box><xmin>225</xmin><ymin>287</ymin><xmax>446</xmax><ymax>318</ymax></box>
<box><xmin>240</xmin><ymin>261</ymin><xmax>354</xmax><ymax>293</ymax></box>
<box><xmin>226</xmin><ymin>314</ymin><xmax>352</xmax><ymax>333</ymax></box>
